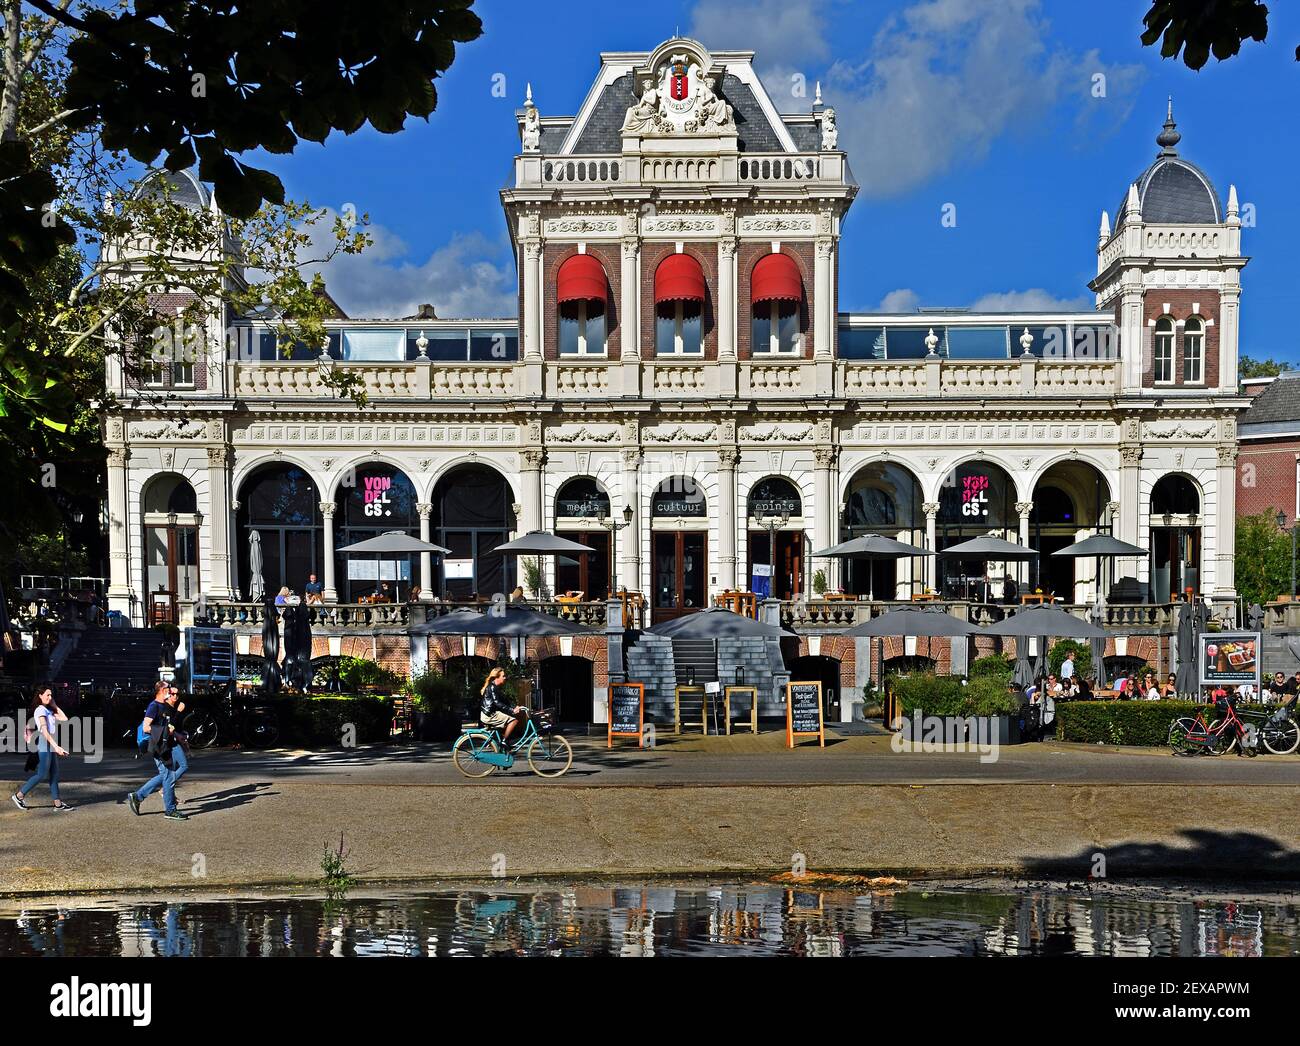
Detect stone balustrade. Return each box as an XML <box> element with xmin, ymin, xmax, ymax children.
<box><xmin>780</xmin><ymin>598</ymin><xmax>1181</xmax><ymax>634</ymax></box>
<box><xmin>516</xmin><ymin>151</ymin><xmax>840</xmax><ymax>190</ymax></box>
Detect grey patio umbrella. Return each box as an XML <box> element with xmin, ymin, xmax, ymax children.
<box><xmin>416</xmin><ymin>608</ymin><xmax>487</xmax><ymax>634</ymax></box>
<box><xmin>940</xmin><ymin>535</ymin><xmax>1038</xmax><ymax>559</ymax></box>
<box><xmin>336</xmin><ymin>531</ymin><xmax>451</xmax><ymax>555</ymax></box>
<box><xmin>843</xmin><ymin>608</ymin><xmax>981</xmax><ymax>689</ymax></box>
<box><xmin>1172</xmin><ymin>601</ymin><xmax>1200</xmax><ymax>696</ymax></box>
<box><xmin>248</xmin><ymin>530</ymin><xmax>265</xmax><ymax>603</ymax></box>
<box><xmin>414</xmin><ymin>605</ymin><xmax>595</xmax><ymax>637</ymax></box>
<box><xmin>494</xmin><ymin>531</ymin><xmax>595</xmax><ymax>556</ymax></box>
<box><xmin>812</xmin><ymin>534</ymin><xmax>934</xmax><ymax>600</ymax></box>
<box><xmin>1012</xmin><ymin>639</ymin><xmax>1035</xmax><ymax>689</ymax></box>
<box><xmin>981</xmin><ymin>604</ymin><xmax>1108</xmax><ymax>640</ymax></box>
<box><xmin>259</xmin><ymin>598</ymin><xmax>281</xmax><ymax>696</ymax></box>
<box><xmin>1053</xmin><ymin>534</ymin><xmax>1148</xmax><ymax>606</ymax></box>
<box><xmin>1089</xmin><ymin>595</ymin><xmax>1109</xmax><ymax>688</ymax></box>
<box><xmin>647</xmin><ymin>606</ymin><xmax>794</xmax><ymax>639</ymax></box>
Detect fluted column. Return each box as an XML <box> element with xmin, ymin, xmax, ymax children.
<box><xmin>319</xmin><ymin>502</ymin><xmax>338</xmax><ymax>603</ymax></box>
<box><xmin>620</xmin><ymin>234</ymin><xmax>641</xmax><ymax>361</ymax></box>
<box><xmin>717</xmin><ymin>238</ymin><xmax>737</xmax><ymax>361</ymax></box>
<box><xmin>205</xmin><ymin>445</ymin><xmax>234</xmax><ymax>600</ymax></box>
<box><xmin>923</xmin><ymin>502</ymin><xmax>940</xmax><ymax>593</ymax></box>
<box><xmin>622</xmin><ymin>448</ymin><xmax>643</xmax><ymax>596</ymax></box>
<box><xmin>106</xmin><ymin>446</ymin><xmax>134</xmax><ymax>618</ymax></box>
<box><xmin>520</xmin><ymin>449</ymin><xmax>545</xmax><ymax>533</ymax></box>
<box><xmin>814</xmin><ymin>446</ymin><xmax>836</xmax><ymax>592</ymax></box>
<box><xmin>813</xmin><ymin>237</ymin><xmax>834</xmax><ymax>360</ymax></box>
<box><xmin>717</xmin><ymin>447</ymin><xmax>738</xmax><ymax>590</ymax></box>
<box><xmin>1118</xmin><ymin>440</ymin><xmax>1144</xmax><ymax>587</ymax></box>
<box><xmin>522</xmin><ymin>238</ymin><xmax>543</xmax><ymax>361</ymax></box>
<box><xmin>417</xmin><ymin>502</ymin><xmax>435</xmax><ymax>601</ymax></box>
<box><xmin>1016</xmin><ymin>500</ymin><xmax>1034</xmax><ymax>591</ymax></box>
<box><xmin>1214</xmin><ymin>444</ymin><xmax>1238</xmax><ymax>598</ymax></box>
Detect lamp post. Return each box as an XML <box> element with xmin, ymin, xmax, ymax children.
<box><xmin>1277</xmin><ymin>510</ymin><xmax>1295</xmax><ymax>599</ymax></box>
<box><xmin>759</xmin><ymin>508</ymin><xmax>791</xmax><ymax>599</ymax></box>
<box><xmin>598</xmin><ymin>504</ymin><xmax>634</xmax><ymax>597</ymax></box>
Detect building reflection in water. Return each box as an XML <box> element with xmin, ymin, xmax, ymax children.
<box><xmin>1</xmin><ymin>884</ymin><xmax>1296</xmax><ymax>957</ymax></box>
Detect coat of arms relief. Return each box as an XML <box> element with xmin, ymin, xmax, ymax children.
<box><xmin>621</xmin><ymin>54</ymin><xmax>736</xmax><ymax>136</ymax></box>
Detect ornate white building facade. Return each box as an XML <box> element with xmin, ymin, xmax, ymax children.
<box><xmin>102</xmin><ymin>39</ymin><xmax>1247</xmax><ymax>632</ymax></box>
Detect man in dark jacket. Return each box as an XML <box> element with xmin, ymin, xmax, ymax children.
<box><xmin>127</xmin><ymin>682</ymin><xmax>187</xmax><ymax>820</ymax></box>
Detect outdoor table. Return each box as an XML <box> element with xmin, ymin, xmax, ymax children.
<box><xmin>1020</xmin><ymin>593</ymin><xmax>1052</xmax><ymax>604</ymax></box>
<box><xmin>821</xmin><ymin>591</ymin><xmax>854</xmax><ymax>601</ymax></box>
<box><xmin>1093</xmin><ymin>688</ymin><xmax>1121</xmax><ymax>700</ymax></box>
<box><xmin>910</xmin><ymin>592</ymin><xmax>938</xmax><ymax>602</ymax></box>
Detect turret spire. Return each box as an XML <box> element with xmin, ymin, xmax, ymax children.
<box><xmin>1156</xmin><ymin>96</ymin><xmax>1181</xmax><ymax>155</ymax></box>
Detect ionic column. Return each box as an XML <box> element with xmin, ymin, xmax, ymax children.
<box><xmin>1016</xmin><ymin>500</ymin><xmax>1034</xmax><ymax>591</ymax></box>
<box><xmin>814</xmin><ymin>446</ymin><xmax>836</xmax><ymax>590</ymax></box>
<box><xmin>319</xmin><ymin>502</ymin><xmax>338</xmax><ymax>603</ymax></box>
<box><xmin>522</xmin><ymin>239</ymin><xmax>543</xmax><ymax>362</ymax></box>
<box><xmin>717</xmin><ymin>447</ymin><xmax>738</xmax><ymax>590</ymax></box>
<box><xmin>621</xmin><ymin>448</ymin><xmax>643</xmax><ymax>596</ymax></box>
<box><xmin>620</xmin><ymin>235</ymin><xmax>641</xmax><ymax>361</ymax></box>
<box><xmin>813</xmin><ymin>238</ymin><xmax>835</xmax><ymax>361</ymax></box>
<box><xmin>923</xmin><ymin>502</ymin><xmax>940</xmax><ymax>593</ymax></box>
<box><xmin>417</xmin><ymin>502</ymin><xmax>435</xmax><ymax>602</ymax></box>
<box><xmin>205</xmin><ymin>445</ymin><xmax>234</xmax><ymax>600</ymax></box>
<box><xmin>520</xmin><ymin>449</ymin><xmax>545</xmax><ymax>533</ymax></box>
<box><xmin>1214</xmin><ymin>444</ymin><xmax>1238</xmax><ymax>598</ymax></box>
<box><xmin>1118</xmin><ymin>442</ymin><xmax>1144</xmax><ymax>586</ymax></box>
<box><xmin>106</xmin><ymin>446</ymin><xmax>134</xmax><ymax>618</ymax></box>
<box><xmin>717</xmin><ymin>238</ymin><xmax>737</xmax><ymax>361</ymax></box>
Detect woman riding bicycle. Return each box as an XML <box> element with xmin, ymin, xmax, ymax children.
<box><xmin>480</xmin><ymin>668</ymin><xmax>528</xmax><ymax>748</ymax></box>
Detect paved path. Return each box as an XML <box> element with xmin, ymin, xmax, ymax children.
<box><xmin>1</xmin><ymin>734</ymin><xmax>1297</xmax><ymax>893</ymax></box>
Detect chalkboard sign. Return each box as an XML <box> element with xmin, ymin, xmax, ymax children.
<box><xmin>608</xmin><ymin>682</ymin><xmax>644</xmax><ymax>748</ymax></box>
<box><xmin>786</xmin><ymin>680</ymin><xmax>824</xmax><ymax>748</ymax></box>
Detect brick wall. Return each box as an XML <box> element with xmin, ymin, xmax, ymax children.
<box><xmin>1142</xmin><ymin>289</ymin><xmax>1221</xmax><ymax>388</ymax></box>
<box><xmin>736</xmin><ymin>242</ymin><xmax>814</xmax><ymax>360</ymax></box>
<box><xmin>640</xmin><ymin>243</ymin><xmax>717</xmax><ymax>360</ymax></box>
<box><xmin>542</xmin><ymin>245</ymin><xmax>622</xmax><ymax>362</ymax></box>
<box><xmin>1238</xmin><ymin>438</ymin><xmax>1300</xmax><ymax>520</ymax></box>
<box><xmin>124</xmin><ymin>292</ymin><xmax>210</xmax><ymax>392</ymax></box>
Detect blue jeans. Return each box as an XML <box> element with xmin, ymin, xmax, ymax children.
<box><xmin>135</xmin><ymin>756</ymin><xmax>177</xmax><ymax>813</ymax></box>
<box><xmin>171</xmin><ymin>742</ymin><xmax>188</xmax><ymax>785</ymax></box>
<box><xmin>20</xmin><ymin>750</ymin><xmax>60</xmax><ymax>802</ymax></box>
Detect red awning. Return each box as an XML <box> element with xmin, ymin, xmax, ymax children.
<box><xmin>751</xmin><ymin>253</ymin><xmax>803</xmax><ymax>305</ymax></box>
<box><xmin>654</xmin><ymin>254</ymin><xmax>706</xmax><ymax>305</ymax></box>
<box><xmin>556</xmin><ymin>254</ymin><xmax>608</xmax><ymax>306</ymax></box>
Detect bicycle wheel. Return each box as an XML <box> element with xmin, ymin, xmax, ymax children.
<box><xmin>1206</xmin><ymin>724</ymin><xmax>1237</xmax><ymax>756</ymax></box>
<box><xmin>183</xmin><ymin>710</ymin><xmax>220</xmax><ymax>750</ymax></box>
<box><xmin>527</xmin><ymin>734</ymin><xmax>573</xmax><ymax>777</ymax></box>
<box><xmin>1262</xmin><ymin>718</ymin><xmax>1300</xmax><ymax>755</ymax></box>
<box><xmin>1168</xmin><ymin>717</ymin><xmax>1198</xmax><ymax>755</ymax></box>
<box><xmin>453</xmin><ymin>734</ymin><xmax>499</xmax><ymax>778</ymax></box>
<box><xmin>242</xmin><ymin>711</ymin><xmax>279</xmax><ymax>748</ymax></box>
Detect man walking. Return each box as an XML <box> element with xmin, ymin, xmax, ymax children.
<box><xmin>1060</xmin><ymin>650</ymin><xmax>1076</xmax><ymax>685</ymax></box>
<box><xmin>127</xmin><ymin>681</ymin><xmax>188</xmax><ymax>820</ymax></box>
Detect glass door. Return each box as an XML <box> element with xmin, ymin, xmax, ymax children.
<box><xmin>653</xmin><ymin>532</ymin><xmax>707</xmax><ymax>623</ymax></box>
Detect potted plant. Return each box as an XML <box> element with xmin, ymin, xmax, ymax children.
<box><xmin>521</xmin><ymin>557</ymin><xmax>543</xmax><ymax>598</ymax></box>
<box><xmin>813</xmin><ymin>570</ymin><xmax>828</xmax><ymax>597</ymax></box>
<box><xmin>406</xmin><ymin>670</ymin><xmax>465</xmax><ymax>743</ymax></box>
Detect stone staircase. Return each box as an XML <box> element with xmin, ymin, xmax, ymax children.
<box><xmin>53</xmin><ymin>628</ymin><xmax>169</xmax><ymax>690</ymax></box>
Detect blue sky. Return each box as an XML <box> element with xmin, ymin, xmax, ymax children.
<box><xmin>265</xmin><ymin>0</ymin><xmax>1300</xmax><ymax>362</ymax></box>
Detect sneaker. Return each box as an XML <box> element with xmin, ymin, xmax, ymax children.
<box><xmin>52</xmin><ymin>803</ymin><xmax>74</xmax><ymax>812</ymax></box>
<box><xmin>10</xmin><ymin>794</ymin><xmax>26</xmax><ymax>811</ymax></box>
<box><xmin>127</xmin><ymin>792</ymin><xmax>140</xmax><ymax>816</ymax></box>
<box><xmin>164</xmin><ymin>809</ymin><xmax>189</xmax><ymax>821</ymax></box>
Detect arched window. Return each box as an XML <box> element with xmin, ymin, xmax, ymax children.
<box><xmin>1153</xmin><ymin>316</ymin><xmax>1175</xmax><ymax>383</ymax></box>
<box><xmin>750</xmin><ymin>254</ymin><xmax>804</xmax><ymax>355</ymax></box>
<box><xmin>432</xmin><ymin>465</ymin><xmax>514</xmax><ymax>599</ymax></box>
<box><xmin>747</xmin><ymin>477</ymin><xmax>802</xmax><ymax>518</ymax></box>
<box><xmin>654</xmin><ymin>255</ymin><xmax>705</xmax><ymax>356</ymax></box>
<box><xmin>334</xmin><ymin>466</ymin><xmax>419</xmax><ymax>602</ymax></box>
<box><xmin>236</xmin><ymin>465</ymin><xmax>322</xmax><ymax>599</ymax></box>
<box><xmin>1151</xmin><ymin>474</ymin><xmax>1200</xmax><ymax>516</ymax></box>
<box><xmin>555</xmin><ymin>477</ymin><xmax>610</xmax><ymax>520</ymax></box>
<box><xmin>557</xmin><ymin>255</ymin><xmax>609</xmax><ymax>357</ymax></box>
<box><xmin>1183</xmin><ymin>316</ymin><xmax>1204</xmax><ymax>384</ymax></box>
<box><xmin>142</xmin><ymin>474</ymin><xmax>200</xmax><ymax>619</ymax></box>
<box><xmin>554</xmin><ymin>478</ymin><xmax>612</xmax><ymax>599</ymax></box>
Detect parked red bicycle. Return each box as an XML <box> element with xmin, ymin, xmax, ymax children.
<box><xmin>1168</xmin><ymin>695</ymin><xmax>1256</xmax><ymax>757</ymax></box>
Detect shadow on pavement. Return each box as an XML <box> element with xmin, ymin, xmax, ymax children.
<box><xmin>1020</xmin><ymin>829</ymin><xmax>1300</xmax><ymax>880</ymax></box>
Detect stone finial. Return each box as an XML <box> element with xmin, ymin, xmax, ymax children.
<box><xmin>1227</xmin><ymin>183</ymin><xmax>1240</xmax><ymax>225</ymax></box>
<box><xmin>814</xmin><ymin>80</ymin><xmax>822</xmax><ymax>106</ymax></box>
<box><xmin>1019</xmin><ymin>327</ymin><xmax>1034</xmax><ymax>355</ymax></box>
<box><xmin>1098</xmin><ymin>210</ymin><xmax>1110</xmax><ymax>244</ymax></box>
<box><xmin>924</xmin><ymin>328</ymin><xmax>940</xmax><ymax>356</ymax></box>
<box><xmin>1126</xmin><ymin>182</ymin><xmax>1142</xmax><ymax>222</ymax></box>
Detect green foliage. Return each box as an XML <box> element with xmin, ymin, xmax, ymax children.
<box><xmin>1056</xmin><ymin>700</ymin><xmax>1205</xmax><ymax>746</ymax></box>
<box><xmin>1236</xmin><ymin>512</ymin><xmax>1293</xmax><ymax>607</ymax></box>
<box><xmin>970</xmin><ymin>654</ymin><xmax>1013</xmax><ymax>681</ymax></box>
<box><xmin>320</xmin><ymin>831</ymin><xmax>357</xmax><ymax>897</ymax></box>
<box><xmin>1141</xmin><ymin>0</ymin><xmax>1273</xmax><ymax>70</ymax></box>
<box><xmin>335</xmin><ymin>656</ymin><xmax>400</xmax><ymax>692</ymax></box>
<box><xmin>890</xmin><ymin>673</ymin><xmax>1022</xmax><ymax>717</ymax></box>
<box><xmin>282</xmin><ymin>693</ymin><xmax>394</xmax><ymax>746</ymax></box>
<box><xmin>1240</xmin><ymin>356</ymin><xmax>1292</xmax><ymax>379</ymax></box>
<box><xmin>1047</xmin><ymin>640</ymin><xmax>1092</xmax><ymax>681</ymax></box>
<box><xmin>812</xmin><ymin>570</ymin><xmax>827</xmax><ymax>596</ymax></box>
<box><xmin>404</xmin><ymin>670</ymin><xmax>462</xmax><ymax>715</ymax></box>
<box><xmin>521</xmin><ymin>557</ymin><xmax>543</xmax><ymax>597</ymax></box>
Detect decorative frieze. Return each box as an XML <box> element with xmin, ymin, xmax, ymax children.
<box><xmin>239</xmin><ymin>422</ymin><xmax>516</xmax><ymax>446</ymax></box>
<box><xmin>739</xmin><ymin>215</ymin><xmax>815</xmax><ymax>235</ymax></box>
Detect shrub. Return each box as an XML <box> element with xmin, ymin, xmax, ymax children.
<box><xmin>890</xmin><ymin>673</ymin><xmax>1022</xmax><ymax>718</ymax></box>
<box><xmin>970</xmin><ymin>654</ymin><xmax>1013</xmax><ymax>681</ymax></box>
<box><xmin>336</xmin><ymin>656</ymin><xmax>400</xmax><ymax>691</ymax></box>
<box><xmin>813</xmin><ymin>569</ymin><xmax>827</xmax><ymax>596</ymax></box>
<box><xmin>405</xmin><ymin>670</ymin><xmax>463</xmax><ymax>715</ymax></box>
<box><xmin>279</xmin><ymin>694</ymin><xmax>394</xmax><ymax>746</ymax></box>
<box><xmin>1048</xmin><ymin>639</ymin><xmax>1092</xmax><ymax>681</ymax></box>
<box><xmin>1055</xmin><ymin>699</ymin><xmax>1204</xmax><ymax>746</ymax></box>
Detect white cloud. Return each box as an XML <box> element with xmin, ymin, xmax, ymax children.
<box><xmin>968</xmin><ymin>288</ymin><xmax>1092</xmax><ymax>312</ymax></box>
<box><xmin>692</xmin><ymin>0</ymin><xmax>1144</xmax><ymax>197</ymax></box>
<box><xmin>299</xmin><ymin>213</ymin><xmax>517</xmax><ymax>320</ymax></box>
<box><xmin>877</xmin><ymin>288</ymin><xmax>921</xmax><ymax>312</ymax></box>
<box><xmin>870</xmin><ymin>286</ymin><xmax>1090</xmax><ymax>313</ymax></box>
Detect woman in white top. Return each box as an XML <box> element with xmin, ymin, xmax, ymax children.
<box><xmin>11</xmin><ymin>684</ymin><xmax>73</xmax><ymax>811</ymax></box>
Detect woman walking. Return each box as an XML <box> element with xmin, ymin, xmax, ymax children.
<box><xmin>11</xmin><ymin>684</ymin><xmax>74</xmax><ymax>811</ymax></box>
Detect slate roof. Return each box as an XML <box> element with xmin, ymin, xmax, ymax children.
<box><xmin>783</xmin><ymin>117</ymin><xmax>820</xmax><ymax>152</ymax></box>
<box><xmin>1117</xmin><ymin>155</ymin><xmax>1222</xmax><ymax>225</ymax></box>
<box><xmin>1240</xmin><ymin>376</ymin><xmax>1300</xmax><ymax>431</ymax></box>
<box><xmin>135</xmin><ymin>168</ymin><xmax>209</xmax><ymax>209</ymax></box>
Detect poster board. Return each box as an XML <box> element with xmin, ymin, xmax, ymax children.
<box><xmin>607</xmin><ymin>682</ymin><xmax>644</xmax><ymax>748</ymax></box>
<box><xmin>1199</xmin><ymin>631</ymin><xmax>1261</xmax><ymax>689</ymax></box>
<box><xmin>786</xmin><ymin>680</ymin><xmax>824</xmax><ymax>748</ymax></box>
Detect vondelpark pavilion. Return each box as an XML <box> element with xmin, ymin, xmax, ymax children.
<box><xmin>100</xmin><ymin>37</ymin><xmax>1248</xmax><ymax>723</ymax></box>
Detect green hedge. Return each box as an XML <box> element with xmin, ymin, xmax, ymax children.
<box><xmin>277</xmin><ymin>694</ymin><xmax>395</xmax><ymax>747</ymax></box>
<box><xmin>970</xmin><ymin>654</ymin><xmax>1013</xmax><ymax>681</ymax></box>
<box><xmin>890</xmin><ymin>673</ymin><xmax>1022</xmax><ymax>717</ymax></box>
<box><xmin>1055</xmin><ymin>699</ymin><xmax>1204</xmax><ymax>746</ymax></box>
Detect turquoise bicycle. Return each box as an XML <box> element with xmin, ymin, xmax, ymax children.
<box><xmin>452</xmin><ymin>708</ymin><xmax>573</xmax><ymax>778</ymax></box>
